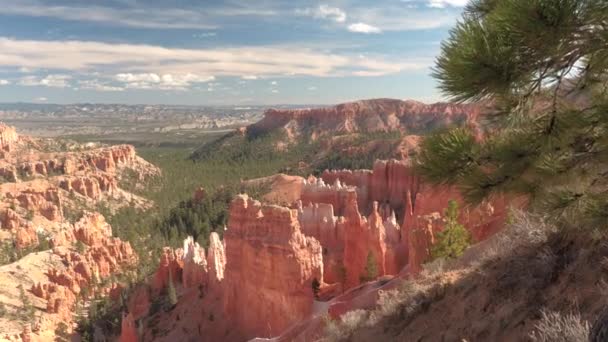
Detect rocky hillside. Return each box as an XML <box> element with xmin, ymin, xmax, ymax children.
<box><xmin>0</xmin><ymin>123</ymin><xmax>158</xmax><ymax>340</ymax></box>
<box><xmin>191</xmin><ymin>99</ymin><xmax>483</xmax><ymax>173</ymax></box>
<box><xmin>246</xmin><ymin>98</ymin><xmax>483</xmax><ymax>140</ymax></box>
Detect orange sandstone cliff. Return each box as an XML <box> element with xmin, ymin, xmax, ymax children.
<box><xmin>247</xmin><ymin>99</ymin><xmax>484</xmax><ymax>141</ymax></box>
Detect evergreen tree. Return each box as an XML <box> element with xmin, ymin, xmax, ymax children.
<box><xmin>431</xmin><ymin>200</ymin><xmax>472</xmax><ymax>260</ymax></box>
<box><xmin>361</xmin><ymin>252</ymin><xmax>379</xmax><ymax>282</ymax></box>
<box><xmin>417</xmin><ymin>0</ymin><xmax>608</xmax><ymax>230</ymax></box>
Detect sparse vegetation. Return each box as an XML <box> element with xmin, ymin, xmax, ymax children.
<box><xmin>360</xmin><ymin>252</ymin><xmax>379</xmax><ymax>283</ymax></box>
<box><xmin>0</xmin><ymin>241</ymin><xmax>19</xmax><ymax>265</ymax></box>
<box><xmin>75</xmin><ymin>240</ymin><xmax>87</xmax><ymax>254</ymax></box>
<box><xmin>55</xmin><ymin>322</ymin><xmax>70</xmax><ymax>342</ymax></box>
<box><xmin>530</xmin><ymin>310</ymin><xmax>590</xmax><ymax>342</ymax></box>
<box><xmin>324</xmin><ymin>310</ymin><xmax>369</xmax><ymax>342</ymax></box>
<box><xmin>18</xmin><ymin>284</ymin><xmax>35</xmax><ymax>320</ymax></box>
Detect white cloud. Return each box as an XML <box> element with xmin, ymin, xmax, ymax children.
<box><xmin>349</xmin><ymin>6</ymin><xmax>458</xmax><ymax>31</ymax></box>
<box><xmin>347</xmin><ymin>23</ymin><xmax>382</xmax><ymax>34</ymax></box>
<box><xmin>308</xmin><ymin>86</ymin><xmax>317</xmax><ymax>91</ymax></box>
<box><xmin>19</xmin><ymin>74</ymin><xmax>71</xmax><ymax>88</ymax></box>
<box><xmin>241</xmin><ymin>75</ymin><xmax>258</xmax><ymax>80</ymax></box>
<box><xmin>297</xmin><ymin>5</ymin><xmax>346</xmax><ymax>23</ymax></box>
<box><xmin>270</xmin><ymin>81</ymin><xmax>277</xmax><ymax>85</ymax></box>
<box><xmin>0</xmin><ymin>37</ymin><xmax>416</xmax><ymax>79</ymax></box>
<box><xmin>0</xmin><ymin>1</ymin><xmax>276</xmax><ymax>30</ymax></box>
<box><xmin>271</xmin><ymin>89</ymin><xmax>279</xmax><ymax>93</ymax></box>
<box><xmin>428</xmin><ymin>0</ymin><xmax>468</xmax><ymax>8</ymax></box>
<box><xmin>79</xmin><ymin>79</ymin><xmax>124</xmax><ymax>92</ymax></box>
<box><xmin>0</xmin><ymin>80</ymin><xmax>9</xmax><ymax>85</ymax></box>
<box><xmin>115</xmin><ymin>73</ymin><xmax>215</xmax><ymax>90</ymax></box>
<box><xmin>35</xmin><ymin>97</ymin><xmax>47</xmax><ymax>102</ymax></box>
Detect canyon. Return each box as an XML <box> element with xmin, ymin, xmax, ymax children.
<box><xmin>120</xmin><ymin>162</ymin><xmax>512</xmax><ymax>341</ymax></box>
<box><xmin>0</xmin><ymin>123</ymin><xmax>158</xmax><ymax>341</ymax></box>
<box><xmin>0</xmin><ymin>99</ymin><xmax>516</xmax><ymax>341</ymax></box>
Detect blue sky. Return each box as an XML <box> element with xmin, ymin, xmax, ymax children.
<box><xmin>0</xmin><ymin>0</ymin><xmax>466</xmax><ymax>105</ymax></box>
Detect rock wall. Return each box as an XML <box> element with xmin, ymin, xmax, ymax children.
<box><xmin>58</xmin><ymin>174</ymin><xmax>117</xmax><ymax>200</ymax></box>
<box><xmin>11</xmin><ymin>145</ymin><xmax>138</xmax><ymax>179</ymax></box>
<box><xmin>318</xmin><ymin>160</ymin><xmax>512</xmax><ymax>274</ymax></box>
<box><xmin>223</xmin><ymin>194</ymin><xmax>323</xmax><ymax>338</ymax></box>
<box><xmin>248</xmin><ymin>99</ymin><xmax>482</xmax><ymax>140</ymax></box>
<box><xmin>14</xmin><ymin>188</ymin><xmax>63</xmax><ymax>221</ymax></box>
<box><xmin>297</xmin><ymin>189</ymin><xmax>405</xmax><ymax>289</ymax></box>
<box><xmin>320</xmin><ymin>159</ymin><xmax>420</xmax><ymax>215</ymax></box>
<box><xmin>0</xmin><ymin>123</ymin><xmax>18</xmax><ymax>152</ymax></box>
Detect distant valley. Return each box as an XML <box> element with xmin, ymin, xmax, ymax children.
<box><xmin>0</xmin><ymin>103</ymin><xmax>310</xmax><ymax>147</ymax></box>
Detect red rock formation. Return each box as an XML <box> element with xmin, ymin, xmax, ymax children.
<box><xmin>300</xmin><ymin>177</ymin><xmax>354</xmax><ymax>216</ymax></box>
<box><xmin>58</xmin><ymin>174</ymin><xmax>117</xmax><ymax>200</ymax></box>
<box><xmin>119</xmin><ymin>312</ymin><xmax>138</xmax><ymax>342</ymax></box>
<box><xmin>298</xmin><ymin>190</ymin><xmax>404</xmax><ymax>288</ymax></box>
<box><xmin>152</xmin><ymin>247</ymin><xmax>182</xmax><ymax>293</ymax></box>
<box><xmin>206</xmin><ymin>232</ymin><xmax>225</xmax><ymax>287</ymax></box>
<box><xmin>249</xmin><ymin>99</ymin><xmax>483</xmax><ymax>141</ymax></box>
<box><xmin>3</xmin><ymin>144</ymin><xmax>145</xmax><ymax>182</ymax></box>
<box><xmin>14</xmin><ymin>187</ymin><xmax>62</xmax><ymax>221</ymax></box>
<box><xmin>181</xmin><ymin>236</ymin><xmax>207</xmax><ymax>289</ymax></box>
<box><xmin>320</xmin><ymin>159</ymin><xmax>421</xmax><ymax>214</ymax></box>
<box><xmin>318</xmin><ymin>159</ymin><xmax>513</xmax><ymax>274</ymax></box>
<box><xmin>222</xmin><ymin>194</ymin><xmax>323</xmax><ymax>338</ymax></box>
<box><xmin>14</xmin><ymin>224</ymin><xmax>38</xmax><ymax>249</ymax></box>
<box><xmin>0</xmin><ymin>165</ymin><xmax>17</xmax><ymax>182</ymax></box>
<box><xmin>1</xmin><ymin>208</ymin><xmax>22</xmax><ymax>230</ymax></box>
<box><xmin>127</xmin><ymin>285</ymin><xmax>151</xmax><ymax>321</ymax></box>
<box><xmin>0</xmin><ymin>123</ymin><xmax>19</xmax><ymax>152</ymax></box>
<box><xmin>25</xmin><ymin>213</ymin><xmax>137</xmax><ymax>339</ymax></box>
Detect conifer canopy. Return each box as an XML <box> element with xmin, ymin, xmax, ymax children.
<box><xmin>418</xmin><ymin>0</ymin><xmax>608</xmax><ymax>229</ymax></box>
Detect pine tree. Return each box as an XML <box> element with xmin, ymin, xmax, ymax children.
<box><xmin>361</xmin><ymin>252</ymin><xmax>379</xmax><ymax>282</ymax></box>
<box><xmin>417</xmin><ymin>0</ymin><xmax>608</xmax><ymax>230</ymax></box>
<box><xmin>431</xmin><ymin>200</ymin><xmax>472</xmax><ymax>260</ymax></box>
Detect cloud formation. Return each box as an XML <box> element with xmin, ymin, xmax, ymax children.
<box><xmin>428</xmin><ymin>0</ymin><xmax>468</xmax><ymax>8</ymax></box>
<box><xmin>78</xmin><ymin>79</ymin><xmax>124</xmax><ymax>92</ymax></box>
<box><xmin>19</xmin><ymin>74</ymin><xmax>71</xmax><ymax>88</ymax></box>
<box><xmin>0</xmin><ymin>37</ymin><xmax>424</xmax><ymax>80</ymax></box>
<box><xmin>0</xmin><ymin>1</ymin><xmax>276</xmax><ymax>29</ymax></box>
<box><xmin>114</xmin><ymin>73</ymin><xmax>215</xmax><ymax>90</ymax></box>
<box><xmin>297</xmin><ymin>5</ymin><xmax>347</xmax><ymax>23</ymax></box>
<box><xmin>348</xmin><ymin>23</ymin><xmax>382</xmax><ymax>34</ymax></box>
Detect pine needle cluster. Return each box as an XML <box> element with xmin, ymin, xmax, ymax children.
<box><xmin>417</xmin><ymin>0</ymin><xmax>608</xmax><ymax>230</ymax></box>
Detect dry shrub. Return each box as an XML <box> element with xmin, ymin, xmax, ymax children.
<box><xmin>530</xmin><ymin>310</ymin><xmax>590</xmax><ymax>342</ymax></box>
<box><xmin>367</xmin><ymin>289</ymin><xmax>403</xmax><ymax>325</ymax></box>
<box><xmin>482</xmin><ymin>209</ymin><xmax>557</xmax><ymax>261</ymax></box>
<box><xmin>421</xmin><ymin>258</ymin><xmax>446</xmax><ymax>277</ymax></box>
<box><xmin>323</xmin><ymin>310</ymin><xmax>369</xmax><ymax>342</ymax></box>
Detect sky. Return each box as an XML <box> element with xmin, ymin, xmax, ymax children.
<box><xmin>0</xmin><ymin>0</ymin><xmax>467</xmax><ymax>105</ymax></box>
